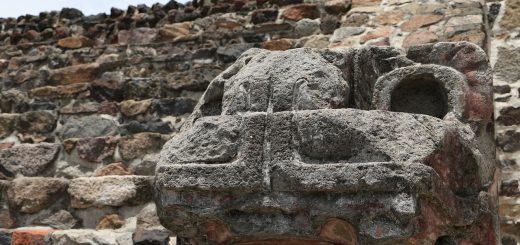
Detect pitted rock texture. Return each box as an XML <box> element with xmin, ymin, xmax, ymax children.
<box><xmin>155</xmin><ymin>43</ymin><xmax>496</xmax><ymax>244</ymax></box>
<box><xmin>0</xmin><ymin>0</ymin><xmax>512</xmax><ymax>243</ymax></box>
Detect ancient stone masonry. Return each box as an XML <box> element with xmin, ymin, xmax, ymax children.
<box><xmin>0</xmin><ymin>0</ymin><xmax>513</xmax><ymax>244</ymax></box>
<box><xmin>155</xmin><ymin>42</ymin><xmax>498</xmax><ymax>244</ymax></box>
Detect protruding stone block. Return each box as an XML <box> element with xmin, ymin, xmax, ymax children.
<box><xmin>155</xmin><ymin>43</ymin><xmax>497</xmax><ymax>244</ymax></box>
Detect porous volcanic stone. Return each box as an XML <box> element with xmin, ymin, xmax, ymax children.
<box><xmin>68</xmin><ymin>176</ymin><xmax>153</xmax><ymax>208</ymax></box>
<box><xmin>8</xmin><ymin>177</ymin><xmax>68</xmax><ymax>214</ymax></box>
<box><xmin>0</xmin><ymin>143</ymin><xmax>60</xmax><ymax>176</ymax></box>
<box><xmin>60</xmin><ymin>115</ymin><xmax>118</xmax><ymax>139</ymax></box>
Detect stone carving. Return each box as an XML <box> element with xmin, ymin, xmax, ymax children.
<box><xmin>155</xmin><ymin>42</ymin><xmax>497</xmax><ymax>244</ymax></box>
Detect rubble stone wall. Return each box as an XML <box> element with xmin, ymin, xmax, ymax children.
<box><xmin>0</xmin><ymin>0</ymin><xmax>515</xmax><ymax>244</ymax></box>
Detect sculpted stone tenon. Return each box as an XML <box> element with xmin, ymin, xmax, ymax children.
<box><xmin>154</xmin><ymin>42</ymin><xmax>497</xmax><ymax>244</ymax></box>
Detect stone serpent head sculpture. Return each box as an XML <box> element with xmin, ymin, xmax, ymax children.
<box><xmin>155</xmin><ymin>42</ymin><xmax>497</xmax><ymax>245</ymax></box>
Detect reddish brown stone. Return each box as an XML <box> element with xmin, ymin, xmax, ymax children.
<box><xmin>403</xmin><ymin>31</ymin><xmax>438</xmax><ymax>48</ymax></box>
<box><xmin>319</xmin><ymin>218</ymin><xmax>359</xmax><ymax>245</ymax></box>
<box><xmin>29</xmin><ymin>83</ymin><xmax>90</xmax><ymax>99</ymax></box>
<box><xmin>282</xmin><ymin>4</ymin><xmax>320</xmax><ymax>21</ymax></box>
<box><xmin>12</xmin><ymin>228</ymin><xmax>53</xmax><ymax>245</ymax></box>
<box><xmin>96</xmin><ymin>214</ymin><xmax>125</xmax><ymax>230</ymax></box>
<box><xmin>49</xmin><ymin>63</ymin><xmax>100</xmax><ymax>85</ymax></box>
<box><xmin>63</xmin><ymin>139</ymin><xmax>77</xmax><ymax>153</ymax></box>
<box><xmin>57</xmin><ymin>36</ymin><xmax>92</xmax><ymax>49</ymax></box>
<box><xmin>76</xmin><ymin>137</ymin><xmax>117</xmax><ymax>162</ymax></box>
<box><xmin>205</xmin><ymin>219</ymin><xmax>233</xmax><ymax>244</ymax></box>
<box><xmin>400</xmin><ymin>15</ymin><xmax>444</xmax><ymax>31</ymax></box>
<box><xmin>262</xmin><ymin>39</ymin><xmax>293</xmax><ymax>51</ymax></box>
<box><xmin>360</xmin><ymin>26</ymin><xmax>393</xmax><ymax>43</ymax></box>
<box><xmin>95</xmin><ymin>162</ymin><xmax>132</xmax><ymax>176</ymax></box>
<box><xmin>119</xmin><ymin>99</ymin><xmax>152</xmax><ymax>117</ymax></box>
<box><xmin>372</xmin><ymin>10</ymin><xmax>404</xmax><ymax>26</ymax></box>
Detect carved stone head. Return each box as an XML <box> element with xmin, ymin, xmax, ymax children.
<box><xmin>155</xmin><ymin>42</ymin><xmax>497</xmax><ymax>245</ymax></box>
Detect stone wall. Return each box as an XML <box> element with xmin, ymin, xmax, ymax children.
<box><xmin>489</xmin><ymin>0</ymin><xmax>520</xmax><ymax>244</ymax></box>
<box><xmin>0</xmin><ymin>0</ymin><xmax>515</xmax><ymax>244</ymax></box>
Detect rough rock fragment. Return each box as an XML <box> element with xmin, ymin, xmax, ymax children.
<box><xmin>0</xmin><ymin>143</ymin><xmax>60</xmax><ymax>176</ymax></box>
<box><xmin>68</xmin><ymin>176</ymin><xmax>152</xmax><ymax>208</ymax></box>
<box><xmin>8</xmin><ymin>177</ymin><xmax>68</xmax><ymax>214</ymax></box>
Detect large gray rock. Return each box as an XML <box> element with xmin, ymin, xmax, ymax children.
<box><xmin>0</xmin><ymin>143</ymin><xmax>60</xmax><ymax>176</ymax></box>
<box><xmin>155</xmin><ymin>44</ymin><xmax>497</xmax><ymax>244</ymax></box>
<box><xmin>60</xmin><ymin>115</ymin><xmax>118</xmax><ymax>139</ymax></box>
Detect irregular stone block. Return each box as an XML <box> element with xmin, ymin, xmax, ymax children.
<box><xmin>8</xmin><ymin>177</ymin><xmax>68</xmax><ymax>214</ymax></box>
<box><xmin>69</xmin><ymin>176</ymin><xmax>152</xmax><ymax>208</ymax></box>
<box><xmin>60</xmin><ymin>115</ymin><xmax>118</xmax><ymax>139</ymax></box>
<box><xmin>155</xmin><ymin>44</ymin><xmax>497</xmax><ymax>244</ymax></box>
<box><xmin>0</xmin><ymin>143</ymin><xmax>60</xmax><ymax>177</ymax></box>
<box><xmin>47</xmin><ymin>229</ymin><xmax>133</xmax><ymax>245</ymax></box>
<box><xmin>12</xmin><ymin>227</ymin><xmax>53</xmax><ymax>245</ymax></box>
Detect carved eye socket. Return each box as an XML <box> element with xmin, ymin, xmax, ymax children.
<box><xmin>372</xmin><ymin>65</ymin><xmax>468</xmax><ymax>121</ymax></box>
<box><xmin>390</xmin><ymin>74</ymin><xmax>448</xmax><ymax>119</ymax></box>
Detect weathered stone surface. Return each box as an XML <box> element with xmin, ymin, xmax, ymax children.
<box><xmin>360</xmin><ymin>26</ymin><xmax>393</xmax><ymax>43</ymax></box>
<box><xmin>119</xmin><ymin>133</ymin><xmax>167</xmax><ymax>161</ymax></box>
<box><xmin>76</xmin><ymin>137</ymin><xmax>117</xmax><ymax>162</ymax></box>
<box><xmin>494</xmin><ymin>47</ymin><xmax>520</xmax><ymax>82</ymax></box>
<box><xmin>95</xmin><ymin>162</ymin><xmax>132</xmax><ymax>176</ymax></box>
<box><xmin>60</xmin><ymin>115</ymin><xmax>118</xmax><ymax>139</ymax></box>
<box><xmin>500</xmin><ymin>0</ymin><xmax>520</xmax><ymax>29</ymax></box>
<box><xmin>152</xmin><ymin>98</ymin><xmax>197</xmax><ymax>116</ymax></box>
<box><xmin>0</xmin><ymin>114</ymin><xmax>18</xmax><ymax>139</ymax></box>
<box><xmin>401</xmin><ymin>14</ymin><xmax>444</xmax><ymax>31</ymax></box>
<box><xmin>0</xmin><ymin>143</ymin><xmax>60</xmax><ymax>176</ymax></box>
<box><xmin>29</xmin><ymin>83</ymin><xmax>90</xmax><ymax>99</ymax></box>
<box><xmin>449</xmin><ymin>29</ymin><xmax>485</xmax><ymax>46</ymax></box>
<box><xmin>344</xmin><ymin>14</ymin><xmax>369</xmax><ymax>27</ymax></box>
<box><xmin>330</xmin><ymin>27</ymin><xmax>366</xmax><ymax>42</ymax></box>
<box><xmin>16</xmin><ymin>111</ymin><xmax>56</xmax><ymax>134</ymax></box>
<box><xmin>497</xmin><ymin>130</ymin><xmax>520</xmax><ymax>152</ymax></box>
<box><xmin>155</xmin><ymin>46</ymin><xmax>496</xmax><ymax>243</ymax></box>
<box><xmin>251</xmin><ymin>9</ymin><xmax>278</xmax><ymax>24</ymax></box>
<box><xmin>372</xmin><ymin>10</ymin><xmax>404</xmax><ymax>26</ymax></box>
<box><xmin>57</xmin><ymin>36</ymin><xmax>92</xmax><ymax>49</ymax></box>
<box><xmin>295</xmin><ymin>18</ymin><xmax>320</xmax><ymax>37</ymax></box>
<box><xmin>68</xmin><ymin>176</ymin><xmax>152</xmax><ymax>208</ymax></box>
<box><xmin>262</xmin><ymin>38</ymin><xmax>293</xmax><ymax>51</ymax></box>
<box><xmin>38</xmin><ymin>210</ymin><xmax>78</xmax><ymax>229</ymax></box>
<box><xmin>96</xmin><ymin>214</ymin><xmax>125</xmax><ymax>230</ymax></box>
<box><xmin>119</xmin><ymin>120</ymin><xmax>172</xmax><ymax>136</ymax></box>
<box><xmin>48</xmin><ymin>229</ymin><xmax>133</xmax><ymax>245</ymax></box>
<box><xmin>282</xmin><ymin>4</ymin><xmax>320</xmax><ymax>21</ymax></box>
<box><xmin>444</xmin><ymin>15</ymin><xmax>483</xmax><ymax>37</ymax></box>
<box><xmin>120</xmin><ymin>99</ymin><xmax>152</xmax><ymax>117</ymax></box>
<box><xmin>497</xmin><ymin>107</ymin><xmax>520</xmax><ymax>126</ymax></box>
<box><xmin>49</xmin><ymin>63</ymin><xmax>101</xmax><ymax>85</ymax></box>
<box><xmin>324</xmin><ymin>0</ymin><xmax>351</xmax><ymax>15</ymax></box>
<box><xmin>403</xmin><ymin>31</ymin><xmax>438</xmax><ymax>48</ymax></box>
<box><xmin>8</xmin><ymin>177</ymin><xmax>68</xmax><ymax>213</ymax></box>
<box><xmin>59</xmin><ymin>101</ymin><xmax>100</xmax><ymax>114</ymax></box>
